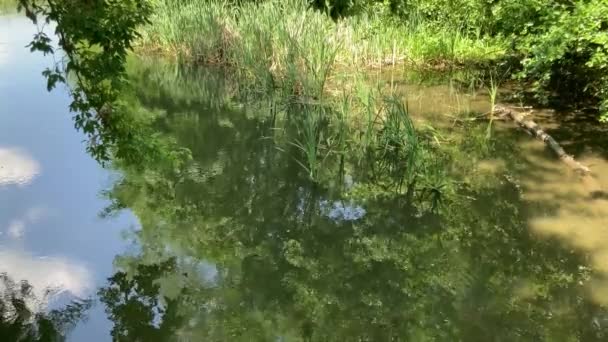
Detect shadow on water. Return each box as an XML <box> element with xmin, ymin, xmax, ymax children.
<box><xmin>527</xmin><ymin>108</ymin><xmax>608</xmax><ymax>160</ymax></box>
<box><xmin>487</xmin><ymin>89</ymin><xmax>608</xmax><ymax>307</ymax></box>
<box><xmin>496</xmin><ymin>122</ymin><xmax>608</xmax><ymax>306</ymax></box>
<box><xmin>88</xmin><ymin>59</ymin><xmax>608</xmax><ymax>341</ymax></box>
<box><xmin>383</xmin><ymin>67</ymin><xmax>608</xmax><ymax>310</ymax></box>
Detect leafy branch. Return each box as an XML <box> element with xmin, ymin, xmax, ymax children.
<box><xmin>18</xmin><ymin>0</ymin><xmax>154</xmax><ymax>163</ymax></box>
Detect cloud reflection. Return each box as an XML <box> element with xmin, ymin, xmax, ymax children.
<box><xmin>0</xmin><ymin>35</ymin><xmax>8</xmax><ymax>68</ymax></box>
<box><xmin>7</xmin><ymin>220</ymin><xmax>25</xmax><ymax>239</ymax></box>
<box><xmin>4</xmin><ymin>206</ymin><xmax>50</xmax><ymax>239</ymax></box>
<box><xmin>0</xmin><ymin>48</ymin><xmax>7</xmax><ymax>68</ymax></box>
<box><xmin>0</xmin><ymin>147</ymin><xmax>41</xmax><ymax>187</ymax></box>
<box><xmin>0</xmin><ymin>249</ymin><xmax>93</xmax><ymax>310</ymax></box>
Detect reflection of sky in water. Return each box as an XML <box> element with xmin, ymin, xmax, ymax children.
<box><xmin>0</xmin><ymin>21</ymin><xmax>9</xmax><ymax>69</ymax></box>
<box><xmin>320</xmin><ymin>199</ymin><xmax>366</xmax><ymax>222</ymax></box>
<box><xmin>0</xmin><ymin>45</ymin><xmax>6</xmax><ymax>68</ymax></box>
<box><xmin>0</xmin><ymin>16</ymin><xmax>137</xmax><ymax>341</ymax></box>
<box><xmin>0</xmin><ymin>147</ymin><xmax>41</xmax><ymax>186</ymax></box>
<box><xmin>3</xmin><ymin>206</ymin><xmax>49</xmax><ymax>239</ymax></box>
<box><xmin>296</xmin><ymin>179</ymin><xmax>366</xmax><ymax>222</ymax></box>
<box><xmin>0</xmin><ymin>249</ymin><xmax>93</xmax><ymax>311</ymax></box>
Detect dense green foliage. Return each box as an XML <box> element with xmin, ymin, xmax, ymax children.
<box><xmin>17</xmin><ymin>0</ymin><xmax>166</xmax><ymax>163</ymax></box>
<box><xmin>506</xmin><ymin>0</ymin><xmax>608</xmax><ymax>119</ymax></box>
<box><xmin>384</xmin><ymin>0</ymin><xmax>608</xmax><ymax>120</ymax></box>
<box><xmin>330</xmin><ymin>0</ymin><xmax>608</xmax><ymax>120</ymax></box>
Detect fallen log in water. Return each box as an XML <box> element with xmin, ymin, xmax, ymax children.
<box><xmin>494</xmin><ymin>105</ymin><xmax>591</xmax><ymax>175</ymax></box>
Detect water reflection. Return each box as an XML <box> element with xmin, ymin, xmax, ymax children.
<box><xmin>0</xmin><ymin>273</ymin><xmax>91</xmax><ymax>341</ymax></box>
<box><xmin>0</xmin><ymin>147</ymin><xmax>40</xmax><ymax>187</ymax></box>
<box><xmin>4</xmin><ymin>11</ymin><xmax>608</xmax><ymax>338</ymax></box>
<box><xmin>1</xmin><ymin>16</ymin><xmax>138</xmax><ymax>340</ymax></box>
<box><xmin>319</xmin><ymin>199</ymin><xmax>366</xmax><ymax>222</ymax></box>
<box><xmin>513</xmin><ymin>138</ymin><xmax>608</xmax><ymax>305</ymax></box>
<box><xmin>0</xmin><ymin>250</ymin><xmax>93</xmax><ymax>301</ymax></box>
<box><xmin>4</xmin><ymin>207</ymin><xmax>49</xmax><ymax>239</ymax></box>
<box><xmin>0</xmin><ymin>250</ymin><xmax>93</xmax><ymax>341</ymax></box>
<box><xmin>92</xmin><ymin>60</ymin><xmax>608</xmax><ymax>340</ymax></box>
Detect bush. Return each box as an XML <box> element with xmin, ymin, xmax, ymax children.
<box><xmin>501</xmin><ymin>0</ymin><xmax>608</xmax><ymax>120</ymax></box>
<box><xmin>386</xmin><ymin>0</ymin><xmax>608</xmax><ymax>120</ymax></box>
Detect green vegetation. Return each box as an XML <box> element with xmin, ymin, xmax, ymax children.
<box><xmin>140</xmin><ymin>0</ymin><xmax>503</xmax><ymax>68</ymax></box>
<box><xmin>17</xmin><ymin>0</ymin><xmax>156</xmax><ymax>163</ymax></box>
<box><xmin>485</xmin><ymin>71</ymin><xmax>499</xmax><ymax>139</ymax></box>
<box><xmin>0</xmin><ymin>0</ymin><xmax>16</xmax><ymax>13</ymax></box>
<box><xmin>137</xmin><ymin>0</ymin><xmax>608</xmax><ymax>120</ymax></box>
<box><xmin>13</xmin><ymin>0</ymin><xmax>608</xmax><ymax>166</ymax></box>
<box><xmin>8</xmin><ymin>1</ymin><xmax>608</xmax><ymax>339</ymax></box>
<box><xmin>507</xmin><ymin>0</ymin><xmax>608</xmax><ymax>121</ymax></box>
<box><xmin>95</xmin><ymin>61</ymin><xmax>608</xmax><ymax>341</ymax></box>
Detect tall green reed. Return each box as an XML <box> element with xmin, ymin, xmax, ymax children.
<box><xmin>287</xmin><ymin>104</ymin><xmax>327</xmax><ymax>181</ymax></box>
<box><xmin>140</xmin><ymin>0</ymin><xmax>505</xmax><ymax>74</ymax></box>
<box><xmin>486</xmin><ymin>72</ymin><xmax>499</xmax><ymax>139</ymax></box>
<box><xmin>375</xmin><ymin>96</ymin><xmax>419</xmax><ymax>191</ymax></box>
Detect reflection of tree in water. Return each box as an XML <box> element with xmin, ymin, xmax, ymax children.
<box><xmin>0</xmin><ymin>274</ymin><xmax>91</xmax><ymax>342</ymax></box>
<box><xmin>98</xmin><ymin>260</ymin><xmax>184</xmax><ymax>342</ymax></box>
<box><xmin>98</xmin><ymin>61</ymin><xmax>608</xmax><ymax>341</ymax></box>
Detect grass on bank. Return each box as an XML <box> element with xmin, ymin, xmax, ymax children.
<box><xmin>139</xmin><ymin>0</ymin><xmax>505</xmax><ymax>75</ymax></box>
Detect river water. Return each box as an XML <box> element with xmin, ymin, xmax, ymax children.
<box><xmin>2</xmin><ymin>15</ymin><xmax>608</xmax><ymax>341</ymax></box>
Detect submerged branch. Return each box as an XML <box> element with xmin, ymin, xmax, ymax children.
<box><xmin>495</xmin><ymin>105</ymin><xmax>591</xmax><ymax>175</ymax></box>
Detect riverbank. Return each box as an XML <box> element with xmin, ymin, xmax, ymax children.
<box><xmin>136</xmin><ymin>0</ymin><xmax>607</xmax><ymax>121</ymax></box>
<box><xmin>133</xmin><ymin>0</ymin><xmax>508</xmax><ymax>130</ymax></box>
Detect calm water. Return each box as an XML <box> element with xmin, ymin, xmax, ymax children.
<box><xmin>0</xmin><ymin>16</ymin><xmax>137</xmax><ymax>341</ymax></box>
<box><xmin>2</xmin><ymin>15</ymin><xmax>608</xmax><ymax>341</ymax></box>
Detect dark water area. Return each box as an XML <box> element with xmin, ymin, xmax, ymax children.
<box><xmin>2</xmin><ymin>16</ymin><xmax>608</xmax><ymax>341</ymax></box>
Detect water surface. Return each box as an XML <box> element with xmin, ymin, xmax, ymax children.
<box><xmin>0</xmin><ymin>16</ymin><xmax>136</xmax><ymax>341</ymax></box>
<box><xmin>2</xmin><ymin>15</ymin><xmax>608</xmax><ymax>341</ymax></box>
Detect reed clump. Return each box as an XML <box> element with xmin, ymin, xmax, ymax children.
<box><xmin>139</xmin><ymin>0</ymin><xmax>505</xmax><ymax>82</ymax></box>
